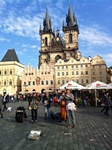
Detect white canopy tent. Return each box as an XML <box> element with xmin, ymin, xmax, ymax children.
<box><xmin>85</xmin><ymin>81</ymin><xmax>109</xmax><ymax>106</ymax></box>
<box><xmin>59</xmin><ymin>80</ymin><xmax>85</xmax><ymax>90</ymax></box>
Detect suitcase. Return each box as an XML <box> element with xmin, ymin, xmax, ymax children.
<box><xmin>15</xmin><ymin>112</ymin><xmax>24</xmax><ymax>123</ymax></box>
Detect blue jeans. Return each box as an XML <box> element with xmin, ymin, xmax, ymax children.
<box><xmin>44</xmin><ymin>106</ymin><xmax>50</xmax><ymax>119</ymax></box>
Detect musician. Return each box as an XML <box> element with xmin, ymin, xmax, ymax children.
<box><xmin>29</xmin><ymin>92</ymin><xmax>40</xmax><ymax>123</ymax></box>
<box><xmin>42</xmin><ymin>93</ymin><xmax>52</xmax><ymax>120</ymax></box>
<box><xmin>64</xmin><ymin>89</ymin><xmax>76</xmax><ymax>128</ymax></box>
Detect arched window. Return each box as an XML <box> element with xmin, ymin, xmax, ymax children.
<box><xmin>69</xmin><ymin>34</ymin><xmax>72</xmax><ymax>43</ymax></box>
<box><xmin>9</xmin><ymin>80</ymin><xmax>12</xmax><ymax>85</ymax></box>
<box><xmin>4</xmin><ymin>70</ymin><xmax>7</xmax><ymax>75</ymax></box>
<box><xmin>10</xmin><ymin>70</ymin><xmax>12</xmax><ymax>74</ymax></box>
<box><xmin>4</xmin><ymin>80</ymin><xmax>6</xmax><ymax>85</ymax></box>
<box><xmin>45</xmin><ymin>37</ymin><xmax>47</xmax><ymax>46</ymax></box>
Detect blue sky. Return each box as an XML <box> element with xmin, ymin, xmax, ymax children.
<box><xmin>0</xmin><ymin>0</ymin><xmax>112</xmax><ymax>68</ymax></box>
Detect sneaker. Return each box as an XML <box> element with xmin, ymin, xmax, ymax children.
<box><xmin>31</xmin><ymin>120</ymin><xmax>34</xmax><ymax>123</ymax></box>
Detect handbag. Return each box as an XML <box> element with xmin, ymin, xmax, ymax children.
<box><xmin>66</xmin><ymin>103</ymin><xmax>77</xmax><ymax>111</ymax></box>
<box><xmin>44</xmin><ymin>100</ymin><xmax>49</xmax><ymax>106</ymax></box>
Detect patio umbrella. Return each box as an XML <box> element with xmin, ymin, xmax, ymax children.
<box><xmin>107</xmin><ymin>83</ymin><xmax>112</xmax><ymax>89</ymax></box>
<box><xmin>85</xmin><ymin>81</ymin><xmax>108</xmax><ymax>90</ymax></box>
<box><xmin>85</xmin><ymin>81</ymin><xmax>108</xmax><ymax>106</ymax></box>
<box><xmin>59</xmin><ymin>80</ymin><xmax>85</xmax><ymax>90</ymax></box>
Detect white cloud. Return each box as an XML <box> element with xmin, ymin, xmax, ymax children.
<box><xmin>30</xmin><ymin>45</ymin><xmax>37</xmax><ymax>48</ymax></box>
<box><xmin>79</xmin><ymin>25</ymin><xmax>112</xmax><ymax>47</ymax></box>
<box><xmin>102</xmin><ymin>53</ymin><xmax>112</xmax><ymax>67</ymax></box>
<box><xmin>0</xmin><ymin>37</ymin><xmax>9</xmax><ymax>42</ymax></box>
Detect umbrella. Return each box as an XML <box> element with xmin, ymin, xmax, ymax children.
<box><xmin>85</xmin><ymin>81</ymin><xmax>108</xmax><ymax>106</ymax></box>
<box><xmin>59</xmin><ymin>80</ymin><xmax>85</xmax><ymax>90</ymax></box>
<box><xmin>107</xmin><ymin>83</ymin><xmax>112</xmax><ymax>89</ymax></box>
<box><xmin>85</xmin><ymin>81</ymin><xmax>108</xmax><ymax>90</ymax></box>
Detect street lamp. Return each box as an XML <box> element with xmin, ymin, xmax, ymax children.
<box><xmin>23</xmin><ymin>83</ymin><xmax>28</xmax><ymax>95</ymax></box>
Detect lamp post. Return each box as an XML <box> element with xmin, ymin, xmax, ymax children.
<box><xmin>23</xmin><ymin>83</ymin><xmax>28</xmax><ymax>95</ymax></box>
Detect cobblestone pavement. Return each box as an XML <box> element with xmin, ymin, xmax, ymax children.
<box><xmin>0</xmin><ymin>101</ymin><xmax>112</xmax><ymax>150</ymax></box>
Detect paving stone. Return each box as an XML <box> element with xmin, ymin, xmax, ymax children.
<box><xmin>0</xmin><ymin>101</ymin><xmax>112</xmax><ymax>150</ymax></box>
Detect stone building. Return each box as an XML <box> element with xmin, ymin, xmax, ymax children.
<box><xmin>0</xmin><ymin>49</ymin><xmax>25</xmax><ymax>95</ymax></box>
<box><xmin>21</xmin><ymin>62</ymin><xmax>54</xmax><ymax>93</ymax></box>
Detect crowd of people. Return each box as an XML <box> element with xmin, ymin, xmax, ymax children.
<box><xmin>0</xmin><ymin>89</ymin><xmax>112</xmax><ymax>127</ymax></box>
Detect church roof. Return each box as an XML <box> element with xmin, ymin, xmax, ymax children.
<box><xmin>1</xmin><ymin>49</ymin><xmax>20</xmax><ymax>63</ymax></box>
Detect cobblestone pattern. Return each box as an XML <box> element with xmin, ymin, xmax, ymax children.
<box><xmin>0</xmin><ymin>101</ymin><xmax>112</xmax><ymax>150</ymax></box>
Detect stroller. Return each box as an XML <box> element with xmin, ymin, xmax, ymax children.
<box><xmin>15</xmin><ymin>106</ymin><xmax>28</xmax><ymax>123</ymax></box>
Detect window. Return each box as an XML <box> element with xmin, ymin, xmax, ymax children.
<box><xmin>93</xmin><ymin>72</ymin><xmax>95</xmax><ymax>76</ymax></box>
<box><xmin>66</xmin><ymin>66</ymin><xmax>68</xmax><ymax>69</ymax></box>
<box><xmin>58</xmin><ymin>66</ymin><xmax>60</xmax><ymax>69</ymax></box>
<box><xmin>69</xmin><ymin>34</ymin><xmax>72</xmax><ymax>43</ymax></box>
<box><xmin>41</xmin><ymin>81</ymin><xmax>44</xmax><ymax>85</ymax></box>
<box><xmin>24</xmin><ymin>82</ymin><xmax>26</xmax><ymax>85</ymax></box>
<box><xmin>4</xmin><ymin>80</ymin><xmax>6</xmax><ymax>85</ymax></box>
<box><xmin>92</xmin><ymin>66</ymin><xmax>95</xmax><ymax>68</ymax></box>
<box><xmin>62</xmin><ymin>80</ymin><xmax>64</xmax><ymax>85</ymax></box>
<box><xmin>86</xmin><ymin>71</ymin><xmax>88</xmax><ymax>75</ymax></box>
<box><xmin>72</xmin><ymin>65</ymin><xmax>74</xmax><ymax>68</ymax></box>
<box><xmin>0</xmin><ymin>71</ymin><xmax>1</xmax><ymax>75</ymax></box>
<box><xmin>4</xmin><ymin>70</ymin><xmax>7</xmax><ymax>75</ymax></box>
<box><xmin>85</xmin><ymin>64</ymin><xmax>88</xmax><ymax>67</ymax></box>
<box><xmin>51</xmin><ymin>80</ymin><xmax>53</xmax><ymax>84</ymax></box>
<box><xmin>58</xmin><ymin>72</ymin><xmax>60</xmax><ymax>76</ymax></box>
<box><xmin>66</xmin><ymin>79</ymin><xmax>69</xmax><ymax>83</ymax></box>
<box><xmin>58</xmin><ymin>80</ymin><xmax>60</xmax><ymax>84</ymax></box>
<box><xmin>76</xmin><ymin>79</ymin><xmax>79</xmax><ymax>83</ymax></box>
<box><xmin>33</xmin><ymin>81</ymin><xmax>35</xmax><ymax>85</ymax></box>
<box><xmin>62</xmin><ymin>66</ymin><xmax>64</xmax><ymax>69</ymax></box>
<box><xmin>10</xmin><ymin>70</ymin><xmax>12</xmax><ymax>74</ymax></box>
<box><xmin>28</xmin><ymin>81</ymin><xmax>31</xmax><ymax>85</ymax></box>
<box><xmin>86</xmin><ymin>79</ymin><xmax>89</xmax><ymax>83</ymax></box>
<box><xmin>9</xmin><ymin>80</ymin><xmax>12</xmax><ymax>85</ymax></box>
<box><xmin>76</xmin><ymin>65</ymin><xmax>78</xmax><ymax>68</ymax></box>
<box><xmin>100</xmin><ymin>79</ymin><xmax>103</xmax><ymax>82</ymax></box>
<box><xmin>81</xmin><ymin>71</ymin><xmax>83</xmax><ymax>75</ymax></box>
<box><xmin>72</xmin><ymin>79</ymin><xmax>74</xmax><ymax>82</ymax></box>
<box><xmin>81</xmin><ymin>79</ymin><xmax>84</xmax><ymax>84</ymax></box>
<box><xmin>46</xmin><ymin>81</ymin><xmax>48</xmax><ymax>85</ymax></box>
<box><xmin>66</xmin><ymin>72</ymin><xmax>68</xmax><ymax>76</ymax></box>
<box><xmin>76</xmin><ymin>71</ymin><xmax>78</xmax><ymax>75</ymax></box>
<box><xmin>62</xmin><ymin>72</ymin><xmax>64</xmax><ymax>76</ymax></box>
<box><xmin>72</xmin><ymin>71</ymin><xmax>74</xmax><ymax>76</ymax></box>
<box><xmin>45</xmin><ymin>37</ymin><xmax>47</xmax><ymax>46</ymax></box>
<box><xmin>99</xmin><ymin>65</ymin><xmax>102</xmax><ymax>68</ymax></box>
<box><xmin>81</xmin><ymin>65</ymin><xmax>83</xmax><ymax>68</ymax></box>
<box><xmin>99</xmin><ymin>71</ymin><xmax>102</xmax><ymax>76</ymax></box>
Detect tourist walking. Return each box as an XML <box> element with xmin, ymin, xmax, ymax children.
<box><xmin>3</xmin><ymin>93</ymin><xmax>7</xmax><ymax>111</ymax></box>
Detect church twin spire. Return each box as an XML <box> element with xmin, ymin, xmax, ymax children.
<box><xmin>40</xmin><ymin>4</ymin><xmax>78</xmax><ymax>33</ymax></box>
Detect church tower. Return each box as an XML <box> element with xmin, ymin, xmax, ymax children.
<box><xmin>39</xmin><ymin>8</ymin><xmax>55</xmax><ymax>67</ymax></box>
<box><xmin>62</xmin><ymin>5</ymin><xmax>81</xmax><ymax>61</ymax></box>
